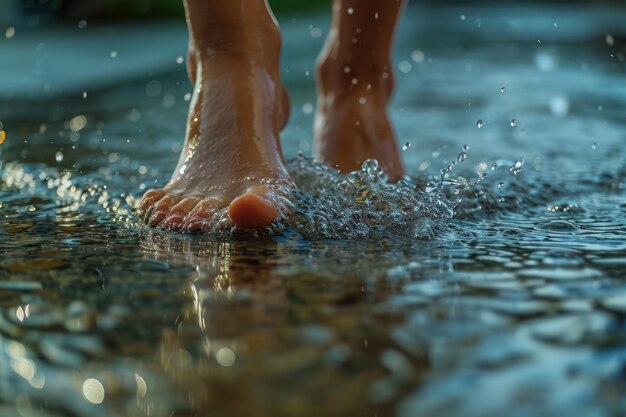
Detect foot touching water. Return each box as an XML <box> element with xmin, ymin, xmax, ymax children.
<box><xmin>138</xmin><ymin>0</ymin><xmax>407</xmax><ymax>231</ymax></box>
<box><xmin>137</xmin><ymin>2</ymin><xmax>292</xmax><ymax>231</ymax></box>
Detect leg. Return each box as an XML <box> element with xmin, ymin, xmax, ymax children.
<box><xmin>314</xmin><ymin>0</ymin><xmax>406</xmax><ymax>177</ymax></box>
<box><xmin>138</xmin><ymin>0</ymin><xmax>292</xmax><ymax>231</ymax></box>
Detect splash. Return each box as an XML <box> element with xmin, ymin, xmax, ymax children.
<box><xmin>284</xmin><ymin>156</ymin><xmax>455</xmax><ymax>240</ymax></box>
<box><xmin>0</xmin><ymin>145</ymin><xmax>543</xmax><ymax>241</ymax></box>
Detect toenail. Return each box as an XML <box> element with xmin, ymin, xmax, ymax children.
<box><xmin>149</xmin><ymin>211</ymin><xmax>167</xmax><ymax>224</ymax></box>
<box><xmin>166</xmin><ymin>221</ymin><xmax>182</xmax><ymax>230</ymax></box>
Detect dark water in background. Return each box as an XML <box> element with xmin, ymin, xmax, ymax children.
<box><xmin>1</xmin><ymin>4</ymin><xmax>626</xmax><ymax>417</ymax></box>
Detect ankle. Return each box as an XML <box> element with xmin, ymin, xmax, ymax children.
<box><xmin>315</xmin><ymin>42</ymin><xmax>394</xmax><ymax>98</ymax></box>
<box><xmin>191</xmin><ymin>21</ymin><xmax>282</xmax><ymax>66</ymax></box>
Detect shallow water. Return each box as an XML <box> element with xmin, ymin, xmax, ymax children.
<box><xmin>1</xmin><ymin>4</ymin><xmax>626</xmax><ymax>417</ymax></box>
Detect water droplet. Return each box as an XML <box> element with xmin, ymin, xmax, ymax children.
<box><xmin>606</xmin><ymin>34</ymin><xmax>615</xmax><ymax>46</ymax></box>
<box><xmin>347</xmin><ymin>7</ymin><xmax>354</xmax><ymax>15</ymax></box>
<box><xmin>5</xmin><ymin>27</ymin><xmax>15</xmax><ymax>39</ymax></box>
<box><xmin>215</xmin><ymin>347</ymin><xmax>236</xmax><ymax>367</ymax></box>
<box><xmin>592</xmin><ymin>142</ymin><xmax>597</xmax><ymax>150</ymax></box>
<box><xmin>460</xmin><ymin>14</ymin><xmax>466</xmax><ymax>21</ymax></box>
<box><xmin>82</xmin><ymin>91</ymin><xmax>87</xmax><ymax>99</ymax></box>
<box><xmin>463</xmin><ymin>144</ymin><xmax>470</xmax><ymax>152</ymax></box>
<box><xmin>82</xmin><ymin>378</ymin><xmax>105</xmax><ymax>404</ymax></box>
<box><xmin>535</xmin><ymin>52</ymin><xmax>556</xmax><ymax>72</ymax></box>
<box><xmin>359</xmin><ymin>97</ymin><xmax>367</xmax><ymax>105</ymax></box>
<box><xmin>183</xmin><ymin>92</ymin><xmax>191</xmax><ymax>101</ymax></box>
<box><xmin>362</xmin><ymin>159</ymin><xmax>379</xmax><ymax>175</ymax></box>
<box><xmin>69</xmin><ymin>115</ymin><xmax>87</xmax><ymax>132</ymax></box>
<box><xmin>477</xmin><ymin>119</ymin><xmax>484</xmax><ymax>129</ymax></box>
<box><xmin>458</xmin><ymin>152</ymin><xmax>467</xmax><ymax>162</ymax></box>
<box><xmin>491</xmin><ymin>162</ymin><xmax>498</xmax><ymax>171</ymax></box>
<box><xmin>549</xmin><ymin>96</ymin><xmax>570</xmax><ymax>117</ymax></box>
<box><xmin>500</xmin><ymin>87</ymin><xmax>506</xmax><ymax>93</ymax></box>
<box><xmin>411</xmin><ymin>50</ymin><xmax>425</xmax><ymax>63</ymax></box>
<box><xmin>78</xmin><ymin>20</ymin><xmax>87</xmax><ymax>29</ymax></box>
<box><xmin>498</xmin><ymin>182</ymin><xmax>505</xmax><ymax>188</ymax></box>
<box><xmin>344</xmin><ymin>66</ymin><xmax>351</xmax><ymax>73</ymax></box>
<box><xmin>398</xmin><ymin>61</ymin><xmax>412</xmax><ymax>73</ymax></box>
<box><xmin>402</xmin><ymin>142</ymin><xmax>412</xmax><ymax>151</ymax></box>
<box><xmin>309</xmin><ymin>26</ymin><xmax>322</xmax><ymax>38</ymax></box>
<box><xmin>176</xmin><ymin>55</ymin><xmax>184</xmax><ymax>64</ymax></box>
<box><xmin>510</xmin><ymin>157</ymin><xmax>525</xmax><ymax>175</ymax></box>
<box><xmin>110</xmin><ymin>51</ymin><xmax>118</xmax><ymax>59</ymax></box>
<box><xmin>302</xmin><ymin>102</ymin><xmax>314</xmax><ymax>115</ymax></box>
<box><xmin>55</xmin><ymin>151</ymin><xmax>64</xmax><ymax>163</ymax></box>
<box><xmin>510</xmin><ymin>119</ymin><xmax>517</xmax><ymax>127</ymax></box>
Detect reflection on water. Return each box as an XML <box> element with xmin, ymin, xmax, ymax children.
<box><xmin>1</xmin><ymin>4</ymin><xmax>626</xmax><ymax>417</ymax></box>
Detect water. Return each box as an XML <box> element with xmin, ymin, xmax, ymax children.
<box><xmin>1</xmin><ymin>4</ymin><xmax>626</xmax><ymax>417</ymax></box>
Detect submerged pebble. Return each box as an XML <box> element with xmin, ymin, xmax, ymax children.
<box><xmin>602</xmin><ymin>293</ymin><xmax>626</xmax><ymax>314</ymax></box>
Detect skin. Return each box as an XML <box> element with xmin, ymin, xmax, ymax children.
<box><xmin>315</xmin><ymin>0</ymin><xmax>406</xmax><ymax>178</ymax></box>
<box><xmin>138</xmin><ymin>0</ymin><xmax>406</xmax><ymax>231</ymax></box>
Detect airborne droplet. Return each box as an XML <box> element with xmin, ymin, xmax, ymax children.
<box><xmin>477</xmin><ymin>119</ymin><xmax>484</xmax><ymax>129</ymax></box>
<box><xmin>510</xmin><ymin>119</ymin><xmax>517</xmax><ymax>127</ymax></box>
<box><xmin>402</xmin><ymin>142</ymin><xmax>412</xmax><ymax>151</ymax></box>
<box><xmin>510</xmin><ymin>157</ymin><xmax>525</xmax><ymax>175</ymax></box>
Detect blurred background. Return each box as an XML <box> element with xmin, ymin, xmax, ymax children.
<box><xmin>1</xmin><ymin>0</ymin><xmax>625</xmax><ymax>165</ymax></box>
<box><xmin>1</xmin><ymin>0</ymin><xmax>626</xmax><ymax>24</ymax></box>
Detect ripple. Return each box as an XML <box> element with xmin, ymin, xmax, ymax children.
<box><xmin>538</xmin><ymin>220</ymin><xmax>580</xmax><ymax>232</ymax></box>
<box><xmin>517</xmin><ymin>267</ymin><xmax>603</xmax><ymax>281</ymax></box>
<box><xmin>602</xmin><ymin>292</ymin><xmax>626</xmax><ymax>314</ymax></box>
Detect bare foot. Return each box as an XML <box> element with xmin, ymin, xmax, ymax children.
<box><xmin>138</xmin><ymin>1</ymin><xmax>293</xmax><ymax>231</ymax></box>
<box><xmin>313</xmin><ymin>0</ymin><xmax>406</xmax><ymax>178</ymax></box>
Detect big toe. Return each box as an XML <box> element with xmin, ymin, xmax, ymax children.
<box><xmin>228</xmin><ymin>188</ymin><xmax>279</xmax><ymax>230</ymax></box>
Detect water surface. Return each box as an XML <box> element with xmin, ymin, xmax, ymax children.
<box><xmin>1</xmin><ymin>4</ymin><xmax>625</xmax><ymax>417</ymax></box>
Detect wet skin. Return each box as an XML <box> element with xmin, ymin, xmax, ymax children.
<box><xmin>138</xmin><ymin>0</ymin><xmax>406</xmax><ymax>231</ymax></box>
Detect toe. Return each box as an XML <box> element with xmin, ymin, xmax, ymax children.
<box><xmin>183</xmin><ymin>198</ymin><xmax>221</xmax><ymax>231</ymax></box>
<box><xmin>138</xmin><ymin>189</ymin><xmax>166</xmax><ymax>218</ymax></box>
<box><xmin>148</xmin><ymin>195</ymin><xmax>182</xmax><ymax>227</ymax></box>
<box><xmin>161</xmin><ymin>197</ymin><xmax>201</xmax><ymax>231</ymax></box>
<box><xmin>228</xmin><ymin>187</ymin><xmax>278</xmax><ymax>230</ymax></box>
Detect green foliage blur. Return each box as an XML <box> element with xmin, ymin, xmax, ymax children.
<box><xmin>21</xmin><ymin>0</ymin><xmax>626</xmax><ymax>21</ymax></box>
<box><xmin>66</xmin><ymin>0</ymin><xmax>328</xmax><ymax>20</ymax></box>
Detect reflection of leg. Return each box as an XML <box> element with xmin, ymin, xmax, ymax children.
<box><xmin>138</xmin><ymin>0</ymin><xmax>293</xmax><ymax>231</ymax></box>
<box><xmin>314</xmin><ymin>0</ymin><xmax>406</xmax><ymax>177</ymax></box>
